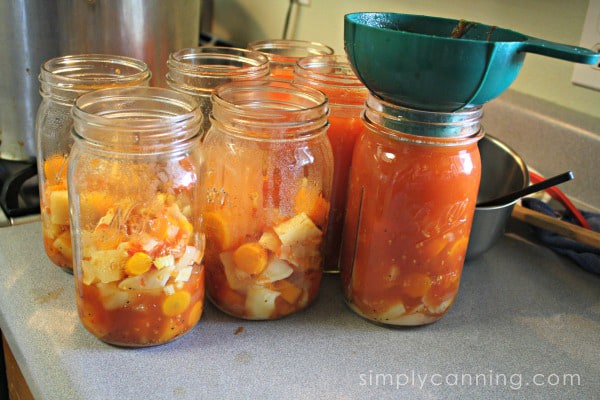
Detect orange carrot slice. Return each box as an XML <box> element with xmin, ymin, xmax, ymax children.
<box><xmin>203</xmin><ymin>211</ymin><xmax>232</xmax><ymax>251</ymax></box>
<box><xmin>124</xmin><ymin>252</ymin><xmax>153</xmax><ymax>276</ymax></box>
<box><xmin>233</xmin><ymin>242</ymin><xmax>268</xmax><ymax>275</ymax></box>
<box><xmin>162</xmin><ymin>291</ymin><xmax>191</xmax><ymax>317</ymax></box>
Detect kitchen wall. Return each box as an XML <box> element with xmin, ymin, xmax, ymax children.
<box><xmin>211</xmin><ymin>0</ymin><xmax>600</xmax><ymax>120</ymax></box>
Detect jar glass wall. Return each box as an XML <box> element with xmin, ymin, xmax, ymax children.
<box><xmin>166</xmin><ymin>46</ymin><xmax>269</xmax><ymax>137</ymax></box>
<box><xmin>69</xmin><ymin>86</ymin><xmax>204</xmax><ymax>347</ymax></box>
<box><xmin>340</xmin><ymin>94</ymin><xmax>483</xmax><ymax>326</ymax></box>
<box><xmin>202</xmin><ymin>80</ymin><xmax>333</xmax><ymax>320</ymax></box>
<box><xmin>36</xmin><ymin>54</ymin><xmax>150</xmax><ymax>272</ymax></box>
<box><xmin>294</xmin><ymin>54</ymin><xmax>368</xmax><ymax>272</ymax></box>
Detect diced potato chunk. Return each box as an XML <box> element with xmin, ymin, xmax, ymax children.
<box><xmin>273</xmin><ymin>213</ymin><xmax>322</xmax><ymax>246</ymax></box>
<box><xmin>220</xmin><ymin>251</ymin><xmax>252</xmax><ymax>291</ymax></box>
<box><xmin>50</xmin><ymin>190</ymin><xmax>70</xmax><ymax>225</ymax></box>
<box><xmin>53</xmin><ymin>231</ymin><xmax>72</xmax><ymax>260</ymax></box>
<box><xmin>256</xmin><ymin>256</ymin><xmax>293</xmax><ymax>284</ymax></box>
<box><xmin>96</xmin><ymin>282</ymin><xmax>132</xmax><ymax>310</ymax></box>
<box><xmin>154</xmin><ymin>255</ymin><xmax>175</xmax><ymax>270</ymax></box>
<box><xmin>258</xmin><ymin>231</ymin><xmax>281</xmax><ymax>253</ymax></box>
<box><xmin>378</xmin><ymin>302</ymin><xmax>407</xmax><ymax>322</ymax></box>
<box><xmin>86</xmin><ymin>248</ymin><xmax>128</xmax><ymax>284</ymax></box>
<box><xmin>175</xmin><ymin>266</ymin><xmax>193</xmax><ymax>282</ymax></box>
<box><xmin>118</xmin><ymin>266</ymin><xmax>173</xmax><ymax>290</ymax></box>
<box><xmin>176</xmin><ymin>246</ymin><xmax>202</xmax><ymax>270</ymax></box>
<box><xmin>245</xmin><ymin>285</ymin><xmax>280</xmax><ymax>319</ymax></box>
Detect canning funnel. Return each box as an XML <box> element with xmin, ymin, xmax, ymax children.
<box><xmin>344</xmin><ymin>12</ymin><xmax>600</xmax><ymax>111</ymax></box>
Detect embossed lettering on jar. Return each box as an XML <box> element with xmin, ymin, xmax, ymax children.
<box><xmin>340</xmin><ymin>95</ymin><xmax>483</xmax><ymax>326</ymax></box>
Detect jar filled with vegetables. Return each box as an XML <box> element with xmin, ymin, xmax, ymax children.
<box><xmin>340</xmin><ymin>94</ymin><xmax>483</xmax><ymax>326</ymax></box>
<box><xmin>36</xmin><ymin>54</ymin><xmax>151</xmax><ymax>272</ymax></box>
<box><xmin>294</xmin><ymin>54</ymin><xmax>368</xmax><ymax>272</ymax></box>
<box><xmin>247</xmin><ymin>39</ymin><xmax>333</xmax><ymax>80</ymax></box>
<box><xmin>69</xmin><ymin>86</ymin><xmax>204</xmax><ymax>346</ymax></box>
<box><xmin>202</xmin><ymin>80</ymin><xmax>333</xmax><ymax>320</ymax></box>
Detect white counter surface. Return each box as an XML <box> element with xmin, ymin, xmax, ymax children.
<box><xmin>0</xmin><ymin>220</ymin><xmax>598</xmax><ymax>399</ymax></box>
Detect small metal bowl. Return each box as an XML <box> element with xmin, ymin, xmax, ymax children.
<box><xmin>466</xmin><ymin>135</ymin><xmax>529</xmax><ymax>260</ymax></box>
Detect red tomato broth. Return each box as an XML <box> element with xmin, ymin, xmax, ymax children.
<box><xmin>77</xmin><ymin>268</ymin><xmax>204</xmax><ymax>346</ymax></box>
<box><xmin>340</xmin><ymin>115</ymin><xmax>482</xmax><ymax>326</ymax></box>
<box><xmin>323</xmin><ymin>113</ymin><xmax>364</xmax><ymax>268</ymax></box>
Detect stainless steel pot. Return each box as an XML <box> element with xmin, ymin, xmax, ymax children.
<box><xmin>0</xmin><ymin>1</ymin><xmax>60</xmax><ymax>161</ymax></box>
<box><xmin>0</xmin><ymin>0</ymin><xmax>201</xmax><ymax>162</ymax></box>
<box><xmin>466</xmin><ymin>135</ymin><xmax>530</xmax><ymax>260</ymax></box>
<box><xmin>57</xmin><ymin>0</ymin><xmax>202</xmax><ymax>88</ymax></box>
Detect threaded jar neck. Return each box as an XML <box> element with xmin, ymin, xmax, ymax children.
<box><xmin>166</xmin><ymin>47</ymin><xmax>270</xmax><ymax>98</ymax></box>
<box><xmin>363</xmin><ymin>93</ymin><xmax>483</xmax><ymax>142</ymax></box>
<box><xmin>72</xmin><ymin>87</ymin><xmax>202</xmax><ymax>156</ymax></box>
<box><xmin>39</xmin><ymin>54</ymin><xmax>151</xmax><ymax>106</ymax></box>
<box><xmin>210</xmin><ymin>80</ymin><xmax>329</xmax><ymax>141</ymax></box>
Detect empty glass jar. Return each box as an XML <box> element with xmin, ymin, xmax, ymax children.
<box><xmin>36</xmin><ymin>54</ymin><xmax>150</xmax><ymax>271</ymax></box>
<box><xmin>69</xmin><ymin>86</ymin><xmax>205</xmax><ymax>346</ymax></box>
<box><xmin>202</xmin><ymin>80</ymin><xmax>333</xmax><ymax>320</ymax></box>
<box><xmin>166</xmin><ymin>46</ymin><xmax>269</xmax><ymax>137</ymax></box>
<box><xmin>248</xmin><ymin>39</ymin><xmax>333</xmax><ymax>80</ymax></box>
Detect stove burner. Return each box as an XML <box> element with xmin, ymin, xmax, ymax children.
<box><xmin>0</xmin><ymin>159</ymin><xmax>40</xmax><ymax>227</ymax></box>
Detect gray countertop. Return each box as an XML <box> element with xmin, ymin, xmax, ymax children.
<box><xmin>0</xmin><ymin>220</ymin><xmax>598</xmax><ymax>399</ymax></box>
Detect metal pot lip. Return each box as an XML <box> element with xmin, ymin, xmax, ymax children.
<box><xmin>475</xmin><ymin>134</ymin><xmax>530</xmax><ymax>211</ymax></box>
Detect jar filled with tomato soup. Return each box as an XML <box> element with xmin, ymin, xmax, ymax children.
<box><xmin>166</xmin><ymin>46</ymin><xmax>269</xmax><ymax>137</ymax></box>
<box><xmin>202</xmin><ymin>80</ymin><xmax>333</xmax><ymax>320</ymax></box>
<box><xmin>340</xmin><ymin>94</ymin><xmax>483</xmax><ymax>326</ymax></box>
<box><xmin>69</xmin><ymin>87</ymin><xmax>205</xmax><ymax>346</ymax></box>
<box><xmin>294</xmin><ymin>55</ymin><xmax>368</xmax><ymax>272</ymax></box>
<box><xmin>247</xmin><ymin>39</ymin><xmax>333</xmax><ymax>80</ymax></box>
<box><xmin>36</xmin><ymin>54</ymin><xmax>151</xmax><ymax>272</ymax></box>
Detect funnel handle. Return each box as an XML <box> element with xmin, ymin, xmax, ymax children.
<box><xmin>519</xmin><ymin>37</ymin><xmax>600</xmax><ymax>64</ymax></box>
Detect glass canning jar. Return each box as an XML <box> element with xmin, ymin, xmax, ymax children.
<box><xmin>68</xmin><ymin>86</ymin><xmax>205</xmax><ymax>347</ymax></box>
<box><xmin>294</xmin><ymin>54</ymin><xmax>368</xmax><ymax>272</ymax></box>
<box><xmin>202</xmin><ymin>80</ymin><xmax>333</xmax><ymax>320</ymax></box>
<box><xmin>340</xmin><ymin>94</ymin><xmax>483</xmax><ymax>326</ymax></box>
<box><xmin>166</xmin><ymin>46</ymin><xmax>269</xmax><ymax>137</ymax></box>
<box><xmin>36</xmin><ymin>54</ymin><xmax>151</xmax><ymax>272</ymax></box>
<box><xmin>247</xmin><ymin>39</ymin><xmax>334</xmax><ymax>80</ymax></box>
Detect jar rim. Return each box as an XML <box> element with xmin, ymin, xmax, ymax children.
<box><xmin>210</xmin><ymin>79</ymin><xmax>329</xmax><ymax>140</ymax></box>
<box><xmin>248</xmin><ymin>39</ymin><xmax>334</xmax><ymax>64</ymax></box>
<box><xmin>294</xmin><ymin>54</ymin><xmax>368</xmax><ymax>89</ymax></box>
<box><xmin>167</xmin><ymin>46</ymin><xmax>269</xmax><ymax>74</ymax></box>
<box><xmin>72</xmin><ymin>86</ymin><xmax>202</xmax><ymax>152</ymax></box>
<box><xmin>39</xmin><ymin>53</ymin><xmax>151</xmax><ymax>89</ymax></box>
